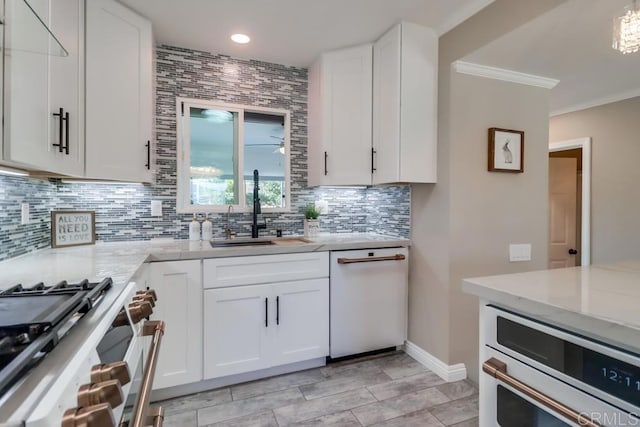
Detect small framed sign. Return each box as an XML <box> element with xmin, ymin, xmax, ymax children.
<box><xmin>488</xmin><ymin>127</ymin><xmax>524</xmax><ymax>173</ymax></box>
<box><xmin>51</xmin><ymin>211</ymin><xmax>96</xmax><ymax>248</ymax></box>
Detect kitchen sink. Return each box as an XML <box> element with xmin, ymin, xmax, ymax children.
<box><xmin>210</xmin><ymin>238</ymin><xmax>274</xmax><ymax>248</ymax></box>
<box><xmin>209</xmin><ymin>237</ymin><xmax>312</xmax><ymax>248</ymax></box>
<box><xmin>272</xmin><ymin>238</ymin><xmax>312</xmax><ymax>245</ymax></box>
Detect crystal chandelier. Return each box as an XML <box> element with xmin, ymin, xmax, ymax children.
<box><xmin>613</xmin><ymin>0</ymin><xmax>640</xmax><ymax>54</ymax></box>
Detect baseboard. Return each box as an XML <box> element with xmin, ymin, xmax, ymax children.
<box><xmin>404</xmin><ymin>340</ymin><xmax>467</xmax><ymax>382</ymax></box>
<box><xmin>150</xmin><ymin>357</ymin><xmax>326</xmax><ymax>402</ymax></box>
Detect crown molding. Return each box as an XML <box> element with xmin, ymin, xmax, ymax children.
<box><xmin>550</xmin><ymin>88</ymin><xmax>640</xmax><ymax>117</ymax></box>
<box><xmin>437</xmin><ymin>0</ymin><xmax>496</xmax><ymax>35</ymax></box>
<box><xmin>452</xmin><ymin>61</ymin><xmax>559</xmax><ymax>89</ymax></box>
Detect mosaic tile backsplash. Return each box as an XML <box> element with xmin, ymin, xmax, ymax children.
<box><xmin>0</xmin><ymin>45</ymin><xmax>410</xmax><ymax>262</ymax></box>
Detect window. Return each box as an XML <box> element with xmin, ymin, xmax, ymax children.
<box><xmin>177</xmin><ymin>99</ymin><xmax>291</xmax><ymax>213</ymax></box>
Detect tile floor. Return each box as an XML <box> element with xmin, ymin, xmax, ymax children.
<box><xmin>156</xmin><ymin>352</ymin><xmax>479</xmax><ymax>426</ymax></box>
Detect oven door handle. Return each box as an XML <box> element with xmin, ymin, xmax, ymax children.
<box><xmin>483</xmin><ymin>357</ymin><xmax>601</xmax><ymax>427</ymax></box>
<box><xmin>130</xmin><ymin>320</ymin><xmax>165</xmax><ymax>427</ymax></box>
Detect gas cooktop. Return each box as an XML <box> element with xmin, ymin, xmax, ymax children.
<box><xmin>0</xmin><ymin>278</ymin><xmax>112</xmax><ymax>396</ymax></box>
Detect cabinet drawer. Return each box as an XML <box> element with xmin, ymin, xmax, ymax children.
<box><xmin>204</xmin><ymin>252</ymin><xmax>329</xmax><ymax>288</ymax></box>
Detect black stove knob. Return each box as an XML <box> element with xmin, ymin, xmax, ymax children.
<box><xmin>90</xmin><ymin>361</ymin><xmax>131</xmax><ymax>386</ymax></box>
<box><xmin>61</xmin><ymin>403</ymin><xmax>114</xmax><ymax>427</ymax></box>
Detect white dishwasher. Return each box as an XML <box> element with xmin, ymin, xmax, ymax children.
<box><xmin>330</xmin><ymin>247</ymin><xmax>408</xmax><ymax>358</ymax></box>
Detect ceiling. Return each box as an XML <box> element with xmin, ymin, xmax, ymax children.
<box><xmin>463</xmin><ymin>0</ymin><xmax>640</xmax><ymax>115</ymax></box>
<box><xmin>119</xmin><ymin>0</ymin><xmax>494</xmax><ymax>67</ymax></box>
<box><xmin>119</xmin><ymin>0</ymin><xmax>640</xmax><ymax>115</ymax></box>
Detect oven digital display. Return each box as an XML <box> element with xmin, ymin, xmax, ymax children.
<box><xmin>497</xmin><ymin>316</ymin><xmax>640</xmax><ymax>408</ymax></box>
<box><xmin>584</xmin><ymin>350</ymin><xmax>640</xmax><ymax>406</ymax></box>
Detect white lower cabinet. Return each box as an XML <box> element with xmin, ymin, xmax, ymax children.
<box><xmin>149</xmin><ymin>260</ymin><xmax>202</xmax><ymax>390</ymax></box>
<box><xmin>203</xmin><ymin>253</ymin><xmax>329</xmax><ymax>379</ymax></box>
<box><xmin>271</xmin><ymin>279</ymin><xmax>329</xmax><ymax>365</ymax></box>
<box><xmin>203</xmin><ymin>284</ymin><xmax>271</xmax><ymax>378</ymax></box>
<box><xmin>204</xmin><ymin>279</ymin><xmax>329</xmax><ymax>379</ymax></box>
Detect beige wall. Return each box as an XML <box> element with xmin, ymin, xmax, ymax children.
<box><xmin>408</xmin><ymin>0</ymin><xmax>565</xmax><ymax>383</ymax></box>
<box><xmin>448</xmin><ymin>73</ymin><xmax>551</xmax><ymax>381</ymax></box>
<box><xmin>549</xmin><ymin>96</ymin><xmax>640</xmax><ymax>264</ymax></box>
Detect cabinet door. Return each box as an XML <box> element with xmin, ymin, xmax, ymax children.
<box><xmin>308</xmin><ymin>45</ymin><xmax>372</xmax><ymax>186</ymax></box>
<box><xmin>85</xmin><ymin>0</ymin><xmax>153</xmax><ymax>182</ymax></box>
<box><xmin>204</xmin><ymin>285</ymin><xmax>271</xmax><ymax>379</ymax></box>
<box><xmin>372</xmin><ymin>22</ymin><xmax>438</xmax><ymax>184</ymax></box>
<box><xmin>149</xmin><ymin>260</ymin><xmax>202</xmax><ymax>390</ymax></box>
<box><xmin>4</xmin><ymin>0</ymin><xmax>84</xmax><ymax>176</ymax></box>
<box><xmin>271</xmin><ymin>279</ymin><xmax>329</xmax><ymax>366</ymax></box>
<box><xmin>372</xmin><ymin>24</ymin><xmax>401</xmax><ymax>185</ymax></box>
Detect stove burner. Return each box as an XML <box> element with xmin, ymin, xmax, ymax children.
<box><xmin>0</xmin><ymin>278</ymin><xmax>113</xmax><ymax>396</ymax></box>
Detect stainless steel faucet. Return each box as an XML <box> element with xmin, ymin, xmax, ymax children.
<box><xmin>225</xmin><ymin>205</ymin><xmax>236</xmax><ymax>239</ymax></box>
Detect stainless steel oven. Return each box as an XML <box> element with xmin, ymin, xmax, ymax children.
<box><xmin>480</xmin><ymin>305</ymin><xmax>640</xmax><ymax>426</ymax></box>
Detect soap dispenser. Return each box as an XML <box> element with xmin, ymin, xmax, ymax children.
<box><xmin>189</xmin><ymin>214</ymin><xmax>201</xmax><ymax>241</ymax></box>
<box><xmin>201</xmin><ymin>214</ymin><xmax>213</xmax><ymax>241</ymax></box>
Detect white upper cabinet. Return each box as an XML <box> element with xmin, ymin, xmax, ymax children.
<box><xmin>308</xmin><ymin>44</ymin><xmax>373</xmax><ymax>186</ymax></box>
<box><xmin>372</xmin><ymin>22</ymin><xmax>438</xmax><ymax>184</ymax></box>
<box><xmin>3</xmin><ymin>0</ymin><xmax>84</xmax><ymax>176</ymax></box>
<box><xmin>307</xmin><ymin>23</ymin><xmax>438</xmax><ymax>186</ymax></box>
<box><xmin>85</xmin><ymin>0</ymin><xmax>153</xmax><ymax>183</ymax></box>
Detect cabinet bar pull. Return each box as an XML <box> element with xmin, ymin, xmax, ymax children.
<box><xmin>64</xmin><ymin>112</ymin><xmax>70</xmax><ymax>155</ymax></box>
<box><xmin>145</xmin><ymin>141</ymin><xmax>151</xmax><ymax>170</ymax></box>
<box><xmin>482</xmin><ymin>358</ymin><xmax>601</xmax><ymax>427</ymax></box>
<box><xmin>276</xmin><ymin>296</ymin><xmax>279</xmax><ymax>325</ymax></box>
<box><xmin>130</xmin><ymin>321</ymin><xmax>165</xmax><ymax>427</ymax></box>
<box><xmin>371</xmin><ymin>147</ymin><xmax>376</xmax><ymax>173</ymax></box>
<box><xmin>337</xmin><ymin>254</ymin><xmax>406</xmax><ymax>264</ymax></box>
<box><xmin>52</xmin><ymin>107</ymin><xmax>64</xmax><ymax>153</ymax></box>
<box><xmin>324</xmin><ymin>151</ymin><xmax>328</xmax><ymax>176</ymax></box>
<box><xmin>265</xmin><ymin>297</ymin><xmax>268</xmax><ymax>327</ymax></box>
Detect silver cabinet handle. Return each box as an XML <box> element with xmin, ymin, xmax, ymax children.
<box><xmin>483</xmin><ymin>357</ymin><xmax>601</xmax><ymax>427</ymax></box>
<box><xmin>337</xmin><ymin>254</ymin><xmax>406</xmax><ymax>264</ymax></box>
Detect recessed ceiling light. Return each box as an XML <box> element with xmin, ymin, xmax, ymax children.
<box><xmin>230</xmin><ymin>33</ymin><xmax>251</xmax><ymax>44</ymax></box>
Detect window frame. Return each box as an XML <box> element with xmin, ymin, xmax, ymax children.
<box><xmin>176</xmin><ymin>97</ymin><xmax>291</xmax><ymax>214</ymax></box>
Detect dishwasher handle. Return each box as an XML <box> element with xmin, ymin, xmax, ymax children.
<box><xmin>337</xmin><ymin>254</ymin><xmax>406</xmax><ymax>264</ymax></box>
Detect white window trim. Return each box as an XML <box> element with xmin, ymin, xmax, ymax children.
<box><xmin>176</xmin><ymin>97</ymin><xmax>291</xmax><ymax>214</ymax></box>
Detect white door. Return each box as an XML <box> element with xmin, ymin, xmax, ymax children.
<box><xmin>549</xmin><ymin>157</ymin><xmax>578</xmax><ymax>268</ymax></box>
<box><xmin>309</xmin><ymin>45</ymin><xmax>372</xmax><ymax>186</ymax></box>
<box><xmin>85</xmin><ymin>0</ymin><xmax>153</xmax><ymax>182</ymax></box>
<box><xmin>149</xmin><ymin>260</ymin><xmax>202</xmax><ymax>389</ymax></box>
<box><xmin>48</xmin><ymin>0</ymin><xmax>84</xmax><ymax>176</ymax></box>
<box><xmin>4</xmin><ymin>0</ymin><xmax>83</xmax><ymax>176</ymax></box>
<box><xmin>372</xmin><ymin>24</ymin><xmax>401</xmax><ymax>185</ymax></box>
<box><xmin>272</xmin><ymin>279</ymin><xmax>329</xmax><ymax>366</ymax></box>
<box><xmin>204</xmin><ymin>285</ymin><xmax>271</xmax><ymax>378</ymax></box>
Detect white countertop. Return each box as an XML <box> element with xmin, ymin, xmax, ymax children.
<box><xmin>0</xmin><ymin>233</ymin><xmax>410</xmax><ymax>286</ymax></box>
<box><xmin>462</xmin><ymin>261</ymin><xmax>640</xmax><ymax>354</ymax></box>
<box><xmin>0</xmin><ymin>232</ymin><xmax>408</xmax><ymax>422</ymax></box>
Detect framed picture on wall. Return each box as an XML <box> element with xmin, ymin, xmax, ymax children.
<box><xmin>488</xmin><ymin>127</ymin><xmax>524</xmax><ymax>173</ymax></box>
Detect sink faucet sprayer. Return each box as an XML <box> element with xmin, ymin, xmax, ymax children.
<box><xmin>252</xmin><ymin>169</ymin><xmax>267</xmax><ymax>238</ymax></box>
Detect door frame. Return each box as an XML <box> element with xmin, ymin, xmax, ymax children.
<box><xmin>548</xmin><ymin>137</ymin><xmax>591</xmax><ymax>266</ymax></box>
